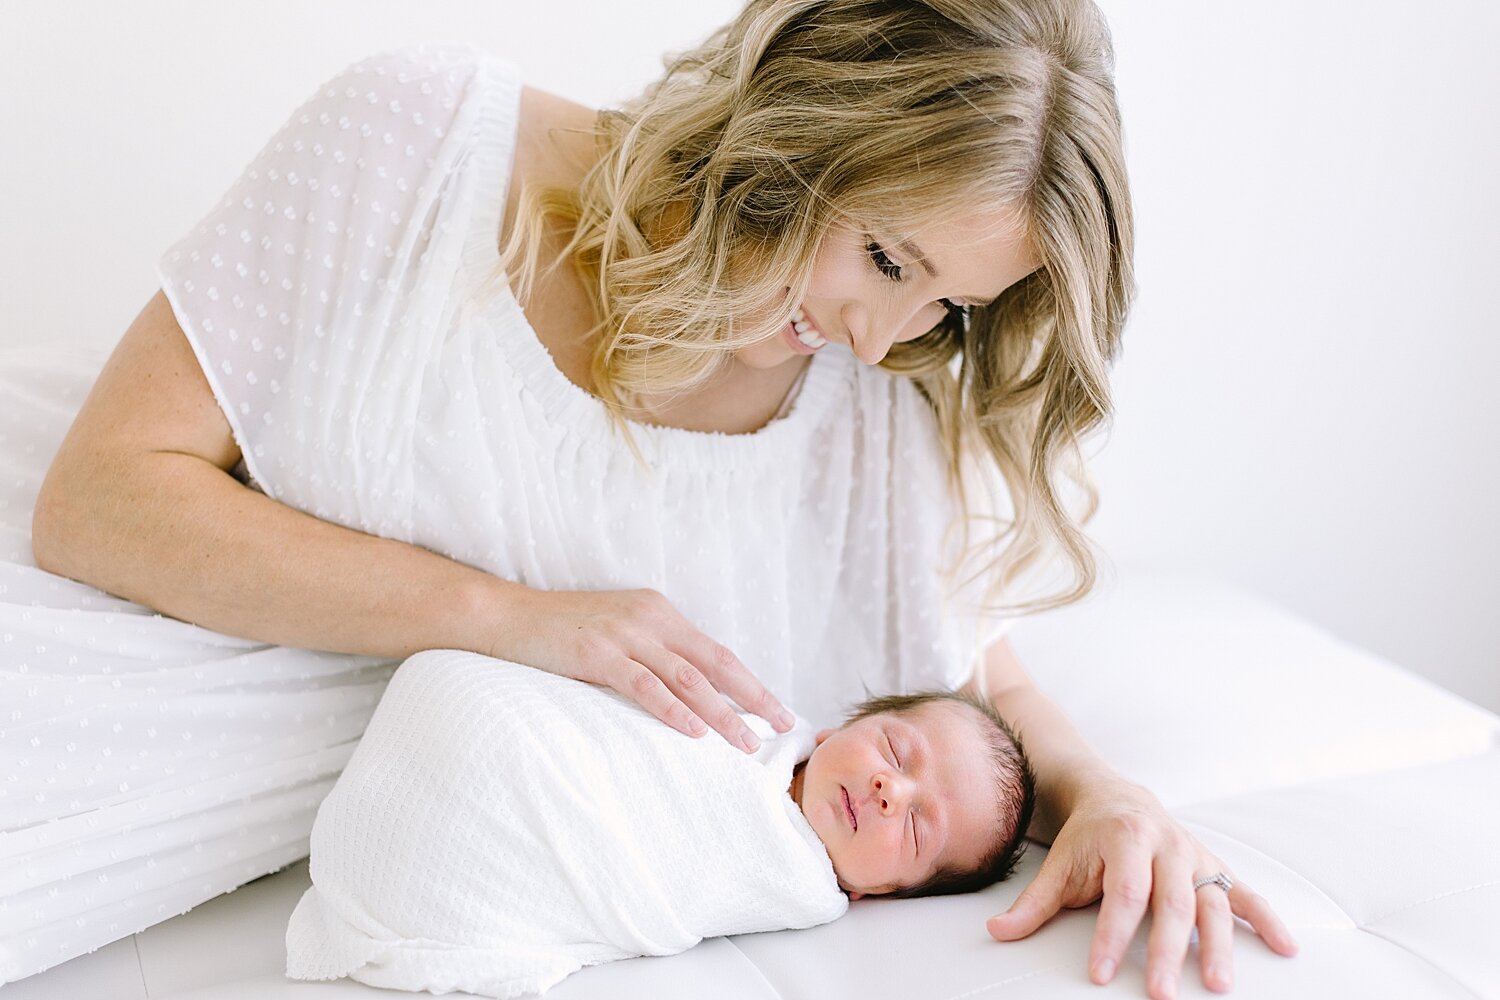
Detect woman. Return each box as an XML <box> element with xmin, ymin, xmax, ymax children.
<box><xmin>15</xmin><ymin>0</ymin><xmax>1295</xmax><ymax>995</ymax></box>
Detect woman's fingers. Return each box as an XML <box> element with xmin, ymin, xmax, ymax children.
<box><xmin>627</xmin><ymin>588</ymin><xmax>791</xmax><ymax>747</ymax></box>
<box><xmin>607</xmin><ymin>661</ymin><xmax>711</xmax><ymax>740</ymax></box>
<box><xmin>683</xmin><ymin>634</ymin><xmax>796</xmax><ymax>736</ymax></box>
<box><xmin>1231</xmin><ymin>882</ymin><xmax>1300</xmax><ymax>957</ymax></box>
<box><xmin>1088</xmin><ymin>841</ymin><xmax>1155</xmax><ymax>985</ymax></box>
<box><xmin>988</xmin><ymin>775</ymin><xmax>1299</xmax><ymax>998</ymax></box>
<box><xmin>663</xmin><ymin>647</ymin><xmax>765</xmax><ymax>752</ymax></box>
<box><xmin>508</xmin><ymin>587</ymin><xmax>791</xmax><ymax>753</ymax></box>
<box><xmin>618</xmin><ymin>644</ymin><xmax>768</xmax><ymax>755</ymax></box>
<box><xmin>1194</xmin><ymin>878</ymin><xmax>1237</xmax><ymax>994</ymax></box>
<box><xmin>986</xmin><ymin>853</ymin><xmax>1070</xmax><ymax>941</ymax></box>
<box><xmin>1142</xmin><ymin>854</ymin><xmax>1199</xmax><ymax>1000</ymax></box>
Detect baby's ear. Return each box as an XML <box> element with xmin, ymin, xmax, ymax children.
<box><xmin>847</xmin><ymin>889</ymin><xmax>865</xmax><ymax>901</ymax></box>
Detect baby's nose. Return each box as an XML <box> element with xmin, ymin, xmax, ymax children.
<box><xmin>872</xmin><ymin>774</ymin><xmax>908</xmax><ymax>813</ymax></box>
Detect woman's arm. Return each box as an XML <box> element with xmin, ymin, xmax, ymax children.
<box><xmin>962</xmin><ymin>636</ymin><xmax>1297</xmax><ymax>1000</ymax></box>
<box><xmin>959</xmin><ymin>636</ymin><xmax>1118</xmax><ymax>844</ymax></box>
<box><xmin>31</xmin><ymin>291</ymin><xmax>792</xmax><ymax>752</ymax></box>
<box><xmin>33</xmin><ymin>290</ymin><xmax>521</xmax><ymax>660</ymax></box>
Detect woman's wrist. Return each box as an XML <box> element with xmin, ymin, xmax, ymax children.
<box><xmin>446</xmin><ymin>572</ymin><xmax>541</xmax><ymax>660</ymax></box>
<box><xmin>1060</xmin><ymin>764</ymin><xmax>1153</xmax><ymax>815</ymax></box>
<box><xmin>983</xmin><ymin>673</ymin><xmax>1125</xmax><ymax>842</ymax></box>
<box><xmin>1027</xmin><ymin>756</ymin><xmax>1123</xmax><ymax>842</ymax></box>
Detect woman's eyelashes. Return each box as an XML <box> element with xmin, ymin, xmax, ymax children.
<box><xmin>866</xmin><ymin>239</ymin><xmax>905</xmax><ymax>282</ymax></box>
<box><xmin>863</xmin><ymin>238</ymin><xmax>972</xmax><ymax>326</ymax></box>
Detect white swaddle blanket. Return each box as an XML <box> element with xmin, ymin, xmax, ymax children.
<box><xmin>285</xmin><ymin>649</ymin><xmax>848</xmax><ymax>997</ymax></box>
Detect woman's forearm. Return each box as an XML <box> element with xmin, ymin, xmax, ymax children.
<box><xmin>32</xmin><ymin>448</ymin><xmax>527</xmax><ymax>660</ymax></box>
<box><xmin>988</xmin><ymin>680</ymin><xmax>1120</xmax><ymax>843</ymax></box>
<box><xmin>966</xmin><ymin>637</ymin><xmax>1125</xmax><ymax>844</ymax></box>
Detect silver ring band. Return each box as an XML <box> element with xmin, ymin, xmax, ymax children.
<box><xmin>1192</xmin><ymin>872</ymin><xmax>1234</xmax><ymax>893</ymax></box>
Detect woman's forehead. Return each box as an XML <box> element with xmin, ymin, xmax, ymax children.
<box><xmin>920</xmin><ymin>210</ymin><xmax>1038</xmax><ymax>264</ymax></box>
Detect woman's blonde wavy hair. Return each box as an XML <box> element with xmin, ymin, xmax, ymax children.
<box><xmin>487</xmin><ymin>0</ymin><xmax>1135</xmax><ymax>618</ymax></box>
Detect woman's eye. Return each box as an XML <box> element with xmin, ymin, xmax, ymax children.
<box><xmin>868</xmin><ymin>236</ymin><xmax>973</xmax><ymax>331</ymax></box>
<box><xmin>865</xmin><ymin>239</ymin><xmax>904</xmax><ymax>282</ymax></box>
<box><xmin>939</xmin><ymin>298</ymin><xmax>972</xmax><ymax>326</ymax></box>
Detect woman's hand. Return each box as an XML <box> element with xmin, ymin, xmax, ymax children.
<box><xmin>985</xmin><ymin>776</ymin><xmax>1298</xmax><ymax>999</ymax></box>
<box><xmin>497</xmin><ymin>586</ymin><xmax>796</xmax><ymax>754</ymax></box>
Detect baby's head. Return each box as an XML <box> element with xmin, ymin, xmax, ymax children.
<box><xmin>789</xmin><ymin>690</ymin><xmax>1034</xmax><ymax>900</ymax></box>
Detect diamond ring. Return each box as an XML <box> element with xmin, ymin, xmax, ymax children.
<box><xmin>1192</xmin><ymin>872</ymin><xmax>1234</xmax><ymax>893</ymax></box>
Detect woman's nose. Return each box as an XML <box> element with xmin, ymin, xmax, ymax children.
<box><xmin>848</xmin><ymin>324</ymin><xmax>896</xmax><ymax>366</ymax></box>
<box><xmin>849</xmin><ymin>304</ymin><xmax>945</xmax><ymax>365</ymax></box>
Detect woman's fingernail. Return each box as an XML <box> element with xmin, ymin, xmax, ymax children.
<box><xmin>689</xmin><ymin>718</ymin><xmax>707</xmax><ymax>736</ymax></box>
<box><xmin>741</xmin><ymin>731</ymin><xmax>761</xmax><ymax>752</ymax></box>
<box><xmin>1208</xmin><ymin>964</ymin><xmax>1230</xmax><ymax>990</ymax></box>
<box><xmin>1152</xmin><ymin>971</ymin><xmax>1177</xmax><ymax>998</ymax></box>
<box><xmin>777</xmin><ymin>710</ymin><xmax>796</xmax><ymax>729</ymax></box>
<box><xmin>1092</xmin><ymin>958</ymin><xmax>1115</xmax><ymax>982</ymax></box>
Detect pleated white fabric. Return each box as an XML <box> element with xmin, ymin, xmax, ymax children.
<box><xmin>0</xmin><ymin>348</ymin><xmax>397</xmax><ymax>982</ymax></box>
<box><xmin>2</xmin><ymin>41</ymin><xmax>1013</xmax><ymax>983</ymax></box>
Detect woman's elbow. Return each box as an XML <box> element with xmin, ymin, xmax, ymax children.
<box><xmin>31</xmin><ymin>452</ymin><xmax>115</xmax><ymax>583</ymax></box>
<box><xmin>32</xmin><ymin>459</ymin><xmax>82</xmax><ymax>577</ymax></box>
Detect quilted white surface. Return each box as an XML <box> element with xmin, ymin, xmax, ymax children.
<box><xmin>10</xmin><ymin>571</ymin><xmax>1499</xmax><ymax>999</ymax></box>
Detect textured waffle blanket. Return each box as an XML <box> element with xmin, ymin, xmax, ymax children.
<box><xmin>285</xmin><ymin>649</ymin><xmax>847</xmax><ymax>997</ymax></box>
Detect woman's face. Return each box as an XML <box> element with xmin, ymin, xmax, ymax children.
<box><xmin>734</xmin><ymin>205</ymin><xmax>1042</xmax><ymax>370</ymax></box>
<box><xmin>794</xmin><ymin>701</ymin><xmax>1002</xmax><ymax>898</ymax></box>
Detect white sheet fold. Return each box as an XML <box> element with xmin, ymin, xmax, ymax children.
<box><xmin>285</xmin><ymin>649</ymin><xmax>847</xmax><ymax>997</ymax></box>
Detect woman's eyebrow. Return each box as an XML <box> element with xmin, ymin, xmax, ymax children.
<box><xmin>895</xmin><ymin>237</ymin><xmax>940</xmax><ymax>280</ymax></box>
<box><xmin>896</xmin><ymin>237</ymin><xmax>1000</xmax><ymax>307</ymax></box>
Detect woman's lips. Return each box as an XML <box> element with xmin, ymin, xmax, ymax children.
<box><xmin>783</xmin><ymin>305</ymin><xmax>830</xmax><ymax>354</ymax></box>
<box><xmin>782</xmin><ymin>320</ymin><xmax>820</xmax><ymax>355</ymax></box>
<box><xmin>842</xmin><ymin>786</ymin><xmax>858</xmax><ymax>831</ymax></box>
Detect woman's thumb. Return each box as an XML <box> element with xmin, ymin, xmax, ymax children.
<box><xmin>987</xmin><ymin>867</ymin><xmax>1063</xmax><ymax>942</ymax></box>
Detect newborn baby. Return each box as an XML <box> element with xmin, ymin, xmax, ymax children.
<box><xmin>790</xmin><ymin>689</ymin><xmax>1035</xmax><ymax>901</ymax></box>
<box><xmin>286</xmin><ymin>650</ymin><xmax>1034</xmax><ymax>998</ymax></box>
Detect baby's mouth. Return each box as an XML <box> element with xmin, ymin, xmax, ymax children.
<box><xmin>842</xmin><ymin>786</ymin><xmax>858</xmax><ymax>831</ymax></box>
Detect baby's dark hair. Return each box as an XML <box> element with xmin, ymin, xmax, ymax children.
<box><xmin>842</xmin><ymin>689</ymin><xmax>1036</xmax><ymax>899</ymax></box>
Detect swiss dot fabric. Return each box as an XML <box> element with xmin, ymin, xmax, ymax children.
<box><xmin>154</xmin><ymin>40</ymin><xmax>1013</xmax><ymax>718</ymax></box>
<box><xmin>2</xmin><ymin>41</ymin><xmax>1014</xmax><ymax>984</ymax></box>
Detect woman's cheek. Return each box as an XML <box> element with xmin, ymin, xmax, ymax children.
<box><xmin>805</xmin><ymin>239</ymin><xmax>868</xmax><ymax>300</ymax></box>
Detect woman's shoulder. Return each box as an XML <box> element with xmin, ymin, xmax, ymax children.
<box><xmin>511</xmin><ymin>85</ymin><xmax>599</xmax><ymax>179</ymax></box>
<box><xmin>152</xmin><ymin>41</ymin><xmax>534</xmax><ymax>503</ymax></box>
<box><xmin>496</xmin><ymin>85</ymin><xmax>608</xmax><ymax>397</ymax></box>
<box><xmin>500</xmin><ymin>84</ymin><xmax>600</xmax><ymax>254</ymax></box>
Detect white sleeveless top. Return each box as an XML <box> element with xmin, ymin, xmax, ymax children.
<box><xmin>156</xmin><ymin>42</ymin><xmax>1012</xmax><ymax>728</ymax></box>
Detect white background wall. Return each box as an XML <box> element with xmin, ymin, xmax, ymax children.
<box><xmin>3</xmin><ymin>2</ymin><xmax>1496</xmax><ymax>711</ymax></box>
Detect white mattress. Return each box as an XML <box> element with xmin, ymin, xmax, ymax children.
<box><xmin>9</xmin><ymin>569</ymin><xmax>1498</xmax><ymax>999</ymax></box>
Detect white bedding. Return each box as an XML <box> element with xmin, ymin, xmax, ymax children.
<box><xmin>285</xmin><ymin>648</ymin><xmax>846</xmax><ymax>998</ymax></box>
<box><xmin>9</xmin><ymin>561</ymin><xmax>1500</xmax><ymax>998</ymax></box>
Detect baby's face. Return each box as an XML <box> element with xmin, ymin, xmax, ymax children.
<box><xmin>792</xmin><ymin>701</ymin><xmax>1000</xmax><ymax>898</ymax></box>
